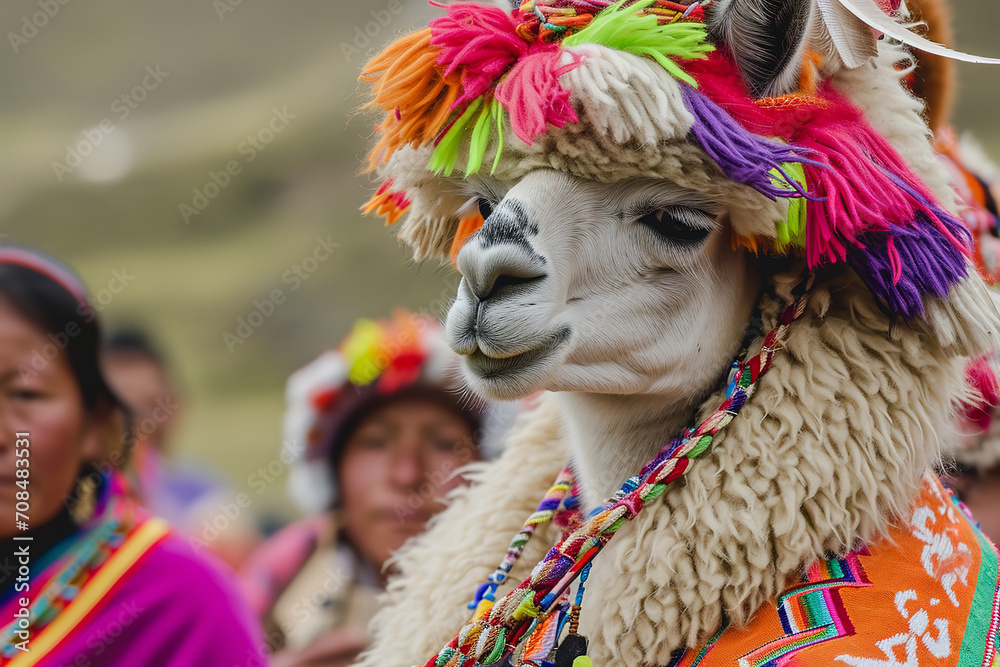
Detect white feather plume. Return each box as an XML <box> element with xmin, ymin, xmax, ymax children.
<box><xmin>816</xmin><ymin>0</ymin><xmax>877</xmax><ymax>68</ymax></box>
<box><xmin>832</xmin><ymin>0</ymin><xmax>1000</xmax><ymax>64</ymax></box>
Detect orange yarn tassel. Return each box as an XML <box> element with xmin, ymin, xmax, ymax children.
<box><xmin>360</xmin><ymin>180</ymin><xmax>411</xmax><ymax>225</ymax></box>
<box><xmin>521</xmin><ymin>611</ymin><xmax>561</xmax><ymax>666</ymax></box>
<box><xmin>361</xmin><ymin>28</ymin><xmax>463</xmax><ymax>171</ymax></box>
<box><xmin>450</xmin><ymin>214</ymin><xmax>485</xmax><ymax>266</ymax></box>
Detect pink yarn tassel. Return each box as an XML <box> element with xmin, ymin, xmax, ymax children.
<box><xmin>964</xmin><ymin>356</ymin><xmax>1000</xmax><ymax>431</ymax></box>
<box><xmin>495</xmin><ymin>49</ymin><xmax>580</xmax><ymax>145</ymax></box>
<box><xmin>430</xmin><ymin>3</ymin><xmax>528</xmax><ymax>110</ymax></box>
<box><xmin>795</xmin><ymin>91</ymin><xmax>968</xmax><ymax>267</ymax></box>
<box><xmin>429</xmin><ymin>2</ymin><xmax>583</xmax><ymax>145</ymax></box>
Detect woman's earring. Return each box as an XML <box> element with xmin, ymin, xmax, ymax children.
<box><xmin>70</xmin><ymin>474</ymin><xmax>99</xmax><ymax>525</ymax></box>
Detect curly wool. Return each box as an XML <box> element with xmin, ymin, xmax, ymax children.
<box><xmin>356</xmin><ymin>270</ymin><xmax>972</xmax><ymax>667</ymax></box>
<box><xmin>579</xmin><ymin>271</ymin><xmax>968</xmax><ymax>664</ymax></box>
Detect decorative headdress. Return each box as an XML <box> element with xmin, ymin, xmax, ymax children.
<box><xmin>361</xmin><ymin>0</ymin><xmax>1000</xmax><ymax>325</ymax></box>
<box><xmin>284</xmin><ymin>310</ymin><xmax>483</xmax><ymax>513</ymax></box>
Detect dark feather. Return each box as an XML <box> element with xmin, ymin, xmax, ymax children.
<box><xmin>708</xmin><ymin>0</ymin><xmax>815</xmax><ymax>97</ymax></box>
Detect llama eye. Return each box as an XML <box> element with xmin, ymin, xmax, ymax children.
<box><xmin>637</xmin><ymin>206</ymin><xmax>712</xmax><ymax>244</ymax></box>
<box><xmin>477</xmin><ymin>198</ymin><xmax>494</xmax><ymax>220</ymax></box>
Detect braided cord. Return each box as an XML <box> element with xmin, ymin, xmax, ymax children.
<box><xmin>424</xmin><ymin>283</ymin><xmax>811</xmax><ymax>667</ymax></box>
<box><xmin>472</xmin><ymin>465</ymin><xmax>578</xmax><ymax>608</ymax></box>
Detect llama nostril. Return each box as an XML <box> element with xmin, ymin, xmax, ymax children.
<box><xmin>476</xmin><ymin>273</ymin><xmax>545</xmax><ymax>302</ymax></box>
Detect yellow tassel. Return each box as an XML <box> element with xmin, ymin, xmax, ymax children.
<box><xmin>511</xmin><ymin>591</ymin><xmax>541</xmax><ymax>621</ymax></box>
<box><xmin>472</xmin><ymin>597</ymin><xmax>494</xmax><ymax>621</ymax></box>
<box><xmin>457</xmin><ymin>597</ymin><xmax>495</xmax><ymax>649</ymax></box>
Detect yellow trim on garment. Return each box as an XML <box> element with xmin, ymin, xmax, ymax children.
<box><xmin>8</xmin><ymin>518</ymin><xmax>170</xmax><ymax>667</ymax></box>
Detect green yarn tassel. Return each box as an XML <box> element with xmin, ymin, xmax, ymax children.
<box><xmin>430</xmin><ymin>97</ymin><xmax>483</xmax><ymax>176</ymax></box>
<box><xmin>773</xmin><ymin>162</ymin><xmax>808</xmax><ymax>249</ymax></box>
<box><xmin>466</xmin><ymin>97</ymin><xmax>506</xmax><ymax>177</ymax></box>
<box><xmin>491</xmin><ymin>97</ymin><xmax>505</xmax><ymax>175</ymax></box>
<box><xmin>434</xmin><ymin>96</ymin><xmax>507</xmax><ymax>178</ymax></box>
<box><xmin>482</xmin><ymin>627</ymin><xmax>508</xmax><ymax>665</ymax></box>
<box><xmin>562</xmin><ymin>0</ymin><xmax>714</xmax><ymax>87</ymax></box>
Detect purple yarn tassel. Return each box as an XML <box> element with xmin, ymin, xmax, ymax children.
<box><xmin>680</xmin><ymin>84</ymin><xmax>817</xmax><ymax>200</ymax></box>
<box><xmin>846</xmin><ymin>212</ymin><xmax>968</xmax><ymax>319</ymax></box>
<box><xmin>845</xmin><ymin>167</ymin><xmax>971</xmax><ymax>319</ymax></box>
<box><xmin>880</xmin><ymin>167</ymin><xmax>974</xmax><ymax>250</ymax></box>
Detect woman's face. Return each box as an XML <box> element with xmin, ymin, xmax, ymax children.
<box><xmin>337</xmin><ymin>398</ymin><xmax>478</xmax><ymax>575</ymax></box>
<box><xmin>0</xmin><ymin>300</ymin><xmax>103</xmax><ymax>538</ymax></box>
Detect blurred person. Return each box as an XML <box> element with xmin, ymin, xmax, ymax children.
<box><xmin>0</xmin><ymin>246</ymin><xmax>264</xmax><ymax>665</ymax></box>
<box><xmin>950</xmin><ymin>358</ymin><xmax>1000</xmax><ymax>543</ymax></box>
<box><xmin>102</xmin><ymin>329</ymin><xmax>261</xmax><ymax>568</ymax></box>
<box><xmin>239</xmin><ymin>311</ymin><xmax>495</xmax><ymax>667</ymax></box>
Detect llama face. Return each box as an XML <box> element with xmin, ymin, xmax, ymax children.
<box><xmin>445</xmin><ymin>169</ymin><xmax>762</xmax><ymax>401</ymax></box>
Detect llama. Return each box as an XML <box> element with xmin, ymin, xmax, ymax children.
<box><xmin>357</xmin><ymin>1</ymin><xmax>1000</xmax><ymax>665</ymax></box>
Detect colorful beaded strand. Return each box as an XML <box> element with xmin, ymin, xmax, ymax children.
<box><xmin>421</xmin><ymin>281</ymin><xmax>811</xmax><ymax>667</ymax></box>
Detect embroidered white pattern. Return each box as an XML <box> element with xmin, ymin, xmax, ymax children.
<box><xmin>834</xmin><ymin>475</ymin><xmax>969</xmax><ymax>667</ymax></box>
<box><xmin>834</xmin><ymin>590</ymin><xmax>951</xmax><ymax>667</ymax></box>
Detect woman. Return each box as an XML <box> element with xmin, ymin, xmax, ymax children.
<box><xmin>239</xmin><ymin>311</ymin><xmax>500</xmax><ymax>667</ymax></box>
<box><xmin>0</xmin><ymin>246</ymin><xmax>263</xmax><ymax>666</ymax></box>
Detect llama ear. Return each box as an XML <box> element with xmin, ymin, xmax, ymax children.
<box><xmin>707</xmin><ymin>0</ymin><xmax>816</xmax><ymax>98</ymax></box>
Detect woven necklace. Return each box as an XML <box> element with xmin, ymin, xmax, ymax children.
<box><xmin>0</xmin><ymin>476</ymin><xmax>137</xmax><ymax>658</ymax></box>
<box><xmin>422</xmin><ymin>279</ymin><xmax>811</xmax><ymax>667</ymax></box>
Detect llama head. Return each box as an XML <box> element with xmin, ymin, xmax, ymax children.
<box><xmin>361</xmin><ymin>0</ymin><xmax>994</xmax><ymax>403</ymax></box>
<box><xmin>444</xmin><ymin>170</ymin><xmax>762</xmax><ymax>399</ymax></box>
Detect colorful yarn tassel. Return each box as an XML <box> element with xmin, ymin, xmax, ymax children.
<box><xmin>495</xmin><ymin>48</ymin><xmax>580</xmax><ymax>144</ymax></box>
<box><xmin>680</xmin><ymin>84</ymin><xmax>814</xmax><ymax>201</ymax></box>
<box><xmin>361</xmin><ymin>29</ymin><xmax>461</xmax><ymax>170</ymax></box>
<box><xmin>684</xmin><ymin>55</ymin><xmax>973</xmax><ymax>317</ymax></box>
<box><xmin>361</xmin><ymin>179</ymin><xmax>411</xmax><ymax>225</ymax></box>
<box><xmin>430</xmin><ymin>4</ymin><xmax>530</xmax><ymax>110</ymax></box>
<box><xmin>520</xmin><ymin>609</ymin><xmax>562</xmax><ymax>666</ymax></box>
<box><xmin>846</xmin><ymin>214</ymin><xmax>968</xmax><ymax>318</ymax></box>
<box><xmin>562</xmin><ymin>0</ymin><xmax>714</xmax><ymax>87</ymax></box>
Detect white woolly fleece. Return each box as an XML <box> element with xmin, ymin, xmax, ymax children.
<box><xmin>356</xmin><ymin>271</ymin><xmax>974</xmax><ymax>666</ymax></box>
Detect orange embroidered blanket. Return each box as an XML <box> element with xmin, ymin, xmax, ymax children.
<box><xmin>672</xmin><ymin>474</ymin><xmax>1000</xmax><ymax>667</ymax></box>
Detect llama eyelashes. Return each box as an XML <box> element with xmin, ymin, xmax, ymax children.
<box><xmin>633</xmin><ymin>205</ymin><xmax>715</xmax><ymax>246</ymax></box>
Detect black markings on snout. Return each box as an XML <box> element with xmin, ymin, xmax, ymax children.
<box><xmin>477</xmin><ymin>200</ymin><xmax>539</xmax><ymax>251</ymax></box>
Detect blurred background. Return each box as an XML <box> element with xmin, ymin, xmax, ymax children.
<box><xmin>2</xmin><ymin>0</ymin><xmax>998</xmax><ymax>526</ymax></box>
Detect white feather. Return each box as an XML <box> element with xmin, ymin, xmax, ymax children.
<box><xmin>833</xmin><ymin>0</ymin><xmax>1000</xmax><ymax>64</ymax></box>
<box><xmin>816</xmin><ymin>0</ymin><xmax>877</xmax><ymax>68</ymax></box>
